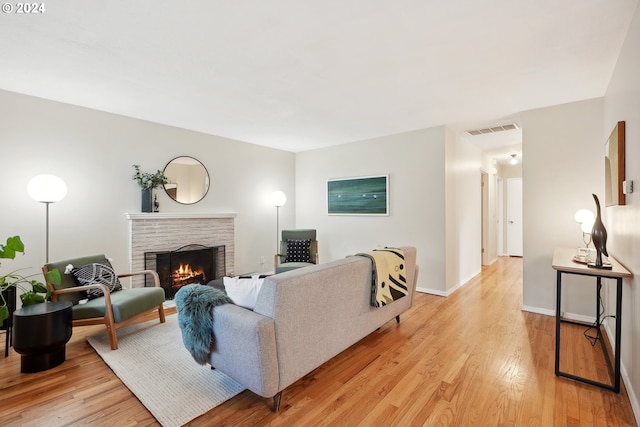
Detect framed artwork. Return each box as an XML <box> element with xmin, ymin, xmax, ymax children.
<box><xmin>327</xmin><ymin>175</ymin><xmax>389</xmax><ymax>215</ymax></box>
<box><xmin>605</xmin><ymin>121</ymin><xmax>625</xmax><ymax>206</ymax></box>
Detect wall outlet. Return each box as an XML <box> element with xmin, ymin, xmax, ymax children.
<box><xmin>260</xmin><ymin>256</ymin><xmax>265</xmax><ymax>265</ymax></box>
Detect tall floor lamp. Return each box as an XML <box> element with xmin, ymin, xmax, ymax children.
<box><xmin>27</xmin><ymin>174</ymin><xmax>68</xmax><ymax>263</ymax></box>
<box><xmin>272</xmin><ymin>190</ymin><xmax>287</xmax><ymax>254</ymax></box>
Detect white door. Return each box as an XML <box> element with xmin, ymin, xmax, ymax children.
<box><xmin>497</xmin><ymin>176</ymin><xmax>504</xmax><ymax>256</ymax></box>
<box><xmin>481</xmin><ymin>172</ymin><xmax>489</xmax><ymax>265</ymax></box>
<box><xmin>507</xmin><ymin>177</ymin><xmax>523</xmax><ymax>256</ymax></box>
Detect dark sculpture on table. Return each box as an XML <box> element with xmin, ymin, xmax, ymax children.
<box><xmin>590</xmin><ymin>193</ymin><xmax>610</xmax><ymax>269</ymax></box>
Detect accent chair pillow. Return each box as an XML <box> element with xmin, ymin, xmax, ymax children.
<box><xmin>70</xmin><ymin>258</ymin><xmax>123</xmax><ymax>300</ymax></box>
<box><xmin>285</xmin><ymin>239</ymin><xmax>311</xmax><ymax>263</ymax></box>
<box><xmin>223</xmin><ymin>275</ymin><xmax>265</xmax><ymax>310</ymax></box>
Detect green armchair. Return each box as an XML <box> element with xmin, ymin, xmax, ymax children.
<box><xmin>42</xmin><ymin>254</ymin><xmax>165</xmax><ymax>350</ymax></box>
<box><xmin>274</xmin><ymin>229</ymin><xmax>319</xmax><ymax>274</ymax></box>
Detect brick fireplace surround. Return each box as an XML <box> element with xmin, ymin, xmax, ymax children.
<box><xmin>125</xmin><ymin>212</ymin><xmax>236</xmax><ymax>287</ymax></box>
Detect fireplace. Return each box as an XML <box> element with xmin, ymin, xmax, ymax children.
<box><xmin>144</xmin><ymin>244</ymin><xmax>226</xmax><ymax>299</ymax></box>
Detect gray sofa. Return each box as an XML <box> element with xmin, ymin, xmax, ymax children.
<box><xmin>209</xmin><ymin>246</ymin><xmax>418</xmax><ymax>410</ymax></box>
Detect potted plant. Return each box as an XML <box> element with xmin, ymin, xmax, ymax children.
<box><xmin>0</xmin><ymin>236</ymin><xmax>61</xmax><ymax>324</ymax></box>
<box><xmin>132</xmin><ymin>165</ymin><xmax>168</xmax><ymax>212</ymax></box>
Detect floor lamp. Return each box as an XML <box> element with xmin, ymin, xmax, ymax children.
<box><xmin>27</xmin><ymin>174</ymin><xmax>68</xmax><ymax>263</ymax></box>
<box><xmin>272</xmin><ymin>190</ymin><xmax>287</xmax><ymax>254</ymax></box>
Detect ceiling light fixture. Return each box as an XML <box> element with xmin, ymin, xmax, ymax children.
<box><xmin>509</xmin><ymin>154</ymin><xmax>518</xmax><ymax>165</ymax></box>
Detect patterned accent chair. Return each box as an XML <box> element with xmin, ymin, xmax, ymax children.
<box><xmin>274</xmin><ymin>229</ymin><xmax>319</xmax><ymax>274</ymax></box>
<box><xmin>42</xmin><ymin>254</ymin><xmax>165</xmax><ymax>350</ymax></box>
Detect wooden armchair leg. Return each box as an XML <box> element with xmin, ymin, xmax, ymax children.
<box><xmin>158</xmin><ymin>304</ymin><xmax>166</xmax><ymax>323</ymax></box>
<box><xmin>107</xmin><ymin>326</ymin><xmax>118</xmax><ymax>350</ymax></box>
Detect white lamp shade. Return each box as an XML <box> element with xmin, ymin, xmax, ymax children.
<box><xmin>272</xmin><ymin>190</ymin><xmax>287</xmax><ymax>207</ymax></box>
<box><xmin>574</xmin><ymin>209</ymin><xmax>595</xmax><ymax>233</ymax></box>
<box><xmin>581</xmin><ymin>221</ymin><xmax>594</xmax><ymax>233</ymax></box>
<box><xmin>27</xmin><ymin>174</ymin><xmax>68</xmax><ymax>203</ymax></box>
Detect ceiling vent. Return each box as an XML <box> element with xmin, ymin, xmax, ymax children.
<box><xmin>466</xmin><ymin>123</ymin><xmax>519</xmax><ymax>136</ymax></box>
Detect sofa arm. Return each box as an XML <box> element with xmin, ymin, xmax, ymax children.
<box><xmin>210</xmin><ymin>304</ymin><xmax>280</xmax><ymax>398</ymax></box>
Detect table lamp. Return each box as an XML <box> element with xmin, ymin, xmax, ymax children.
<box><xmin>574</xmin><ymin>209</ymin><xmax>595</xmax><ymax>248</ymax></box>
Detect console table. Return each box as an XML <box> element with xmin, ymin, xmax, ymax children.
<box><xmin>552</xmin><ymin>247</ymin><xmax>632</xmax><ymax>392</ymax></box>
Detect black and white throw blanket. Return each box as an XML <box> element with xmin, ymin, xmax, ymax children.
<box><xmin>357</xmin><ymin>247</ymin><xmax>408</xmax><ymax>308</ymax></box>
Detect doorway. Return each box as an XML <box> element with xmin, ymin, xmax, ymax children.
<box><xmin>507</xmin><ymin>177</ymin><xmax>523</xmax><ymax>256</ymax></box>
<box><xmin>481</xmin><ymin>171</ymin><xmax>489</xmax><ymax>265</ymax></box>
<box><xmin>497</xmin><ymin>176</ymin><xmax>504</xmax><ymax>256</ymax></box>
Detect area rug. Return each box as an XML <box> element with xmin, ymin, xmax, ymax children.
<box><xmin>87</xmin><ymin>314</ymin><xmax>245</xmax><ymax>427</ymax></box>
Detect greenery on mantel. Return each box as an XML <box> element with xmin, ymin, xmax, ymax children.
<box><xmin>0</xmin><ymin>236</ymin><xmax>61</xmax><ymax>323</ymax></box>
<box><xmin>132</xmin><ymin>165</ymin><xmax>168</xmax><ymax>190</ymax></box>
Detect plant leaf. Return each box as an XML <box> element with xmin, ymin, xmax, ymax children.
<box><xmin>0</xmin><ymin>306</ymin><xmax>8</xmax><ymax>324</ymax></box>
<box><xmin>6</xmin><ymin>236</ymin><xmax>25</xmax><ymax>252</ymax></box>
<box><xmin>45</xmin><ymin>269</ymin><xmax>62</xmax><ymax>286</ymax></box>
<box><xmin>0</xmin><ymin>236</ymin><xmax>24</xmax><ymax>259</ymax></box>
<box><xmin>32</xmin><ymin>282</ymin><xmax>48</xmax><ymax>294</ymax></box>
<box><xmin>20</xmin><ymin>291</ymin><xmax>46</xmax><ymax>306</ymax></box>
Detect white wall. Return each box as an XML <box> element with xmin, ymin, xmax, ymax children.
<box><xmin>295</xmin><ymin>127</ymin><xmax>447</xmax><ymax>294</ymax></box>
<box><xmin>445</xmin><ymin>128</ymin><xmax>482</xmax><ymax>292</ymax></box>
<box><xmin>0</xmin><ymin>90</ymin><xmax>296</xmax><ymax>281</ymax></box>
<box><xmin>603</xmin><ymin>1</ymin><xmax>640</xmax><ymax>418</ymax></box>
<box><xmin>521</xmin><ymin>98</ymin><xmax>604</xmax><ymax>317</ymax></box>
<box><xmin>295</xmin><ymin>125</ymin><xmax>483</xmax><ymax>297</ymax></box>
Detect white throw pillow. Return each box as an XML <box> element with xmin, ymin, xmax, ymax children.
<box><xmin>223</xmin><ymin>275</ymin><xmax>265</xmax><ymax>310</ymax></box>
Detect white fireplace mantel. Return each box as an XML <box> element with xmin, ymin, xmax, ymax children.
<box><xmin>125</xmin><ymin>212</ymin><xmax>237</xmax><ymax>220</ymax></box>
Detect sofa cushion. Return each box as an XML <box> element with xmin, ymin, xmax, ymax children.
<box><xmin>285</xmin><ymin>239</ymin><xmax>311</xmax><ymax>263</ymax></box>
<box><xmin>70</xmin><ymin>258</ymin><xmax>123</xmax><ymax>300</ymax></box>
<box><xmin>224</xmin><ymin>275</ymin><xmax>265</xmax><ymax>310</ymax></box>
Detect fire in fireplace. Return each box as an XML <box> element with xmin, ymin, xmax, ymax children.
<box><xmin>144</xmin><ymin>244</ymin><xmax>225</xmax><ymax>299</ymax></box>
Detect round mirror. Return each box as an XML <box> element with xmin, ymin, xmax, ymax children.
<box><xmin>163</xmin><ymin>156</ymin><xmax>210</xmax><ymax>204</ymax></box>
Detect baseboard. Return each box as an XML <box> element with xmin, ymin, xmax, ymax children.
<box><xmin>441</xmin><ymin>280</ymin><xmax>466</xmax><ymax>297</ymax></box>
<box><xmin>520</xmin><ymin>305</ymin><xmax>555</xmax><ymax>317</ymax></box>
<box><xmin>415</xmin><ymin>287</ymin><xmax>447</xmax><ymax>297</ymax></box>
<box><xmin>520</xmin><ymin>306</ymin><xmax>599</xmax><ymax>324</ymax></box>
<box><xmin>416</xmin><ymin>269</ymin><xmax>480</xmax><ymax>298</ymax></box>
<box><xmin>603</xmin><ymin>321</ymin><xmax>640</xmax><ymax>424</ymax></box>
<box><xmin>562</xmin><ymin>312</ymin><xmax>596</xmax><ymax>324</ymax></box>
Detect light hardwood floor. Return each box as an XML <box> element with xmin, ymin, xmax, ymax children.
<box><xmin>1</xmin><ymin>257</ymin><xmax>637</xmax><ymax>426</ymax></box>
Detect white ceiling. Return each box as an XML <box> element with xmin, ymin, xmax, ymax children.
<box><xmin>0</xmin><ymin>0</ymin><xmax>636</xmax><ymax>153</ymax></box>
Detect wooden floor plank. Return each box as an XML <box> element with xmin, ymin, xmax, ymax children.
<box><xmin>0</xmin><ymin>257</ymin><xmax>637</xmax><ymax>426</ymax></box>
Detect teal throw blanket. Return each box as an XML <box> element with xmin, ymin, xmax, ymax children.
<box><xmin>174</xmin><ymin>284</ymin><xmax>233</xmax><ymax>365</ymax></box>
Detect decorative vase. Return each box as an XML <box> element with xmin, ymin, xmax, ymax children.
<box><xmin>141</xmin><ymin>189</ymin><xmax>153</xmax><ymax>213</ymax></box>
<box><xmin>590</xmin><ymin>193</ymin><xmax>608</xmax><ymax>268</ymax></box>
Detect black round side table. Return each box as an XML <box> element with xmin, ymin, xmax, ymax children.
<box><xmin>13</xmin><ymin>301</ymin><xmax>72</xmax><ymax>373</ymax></box>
